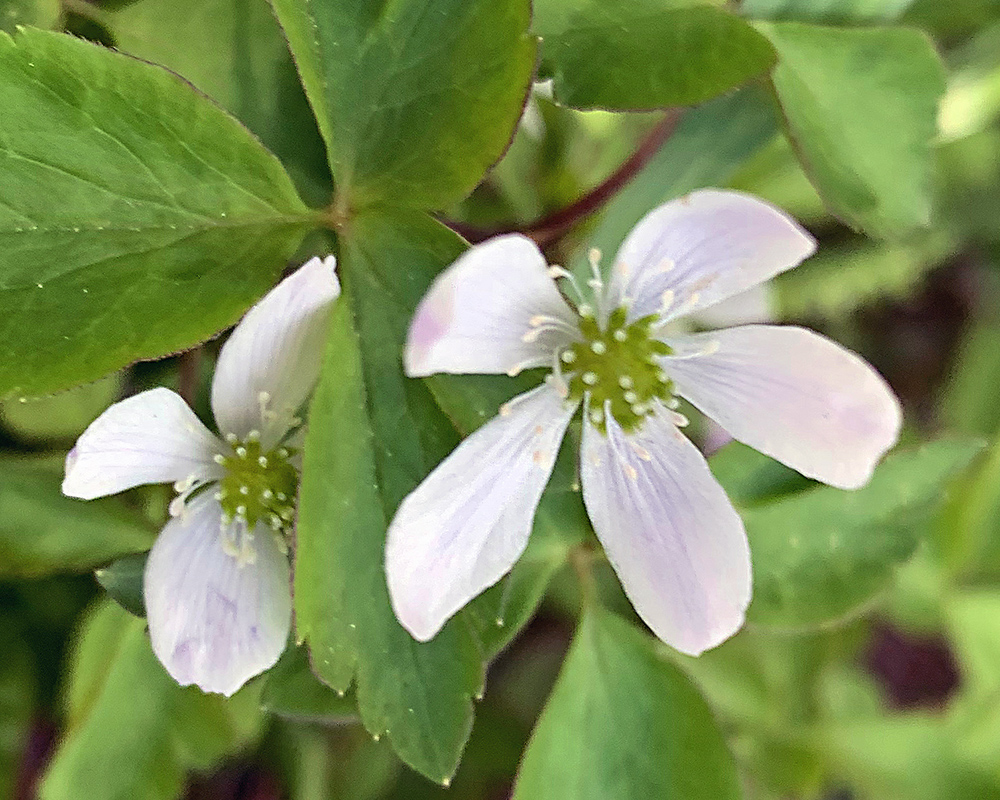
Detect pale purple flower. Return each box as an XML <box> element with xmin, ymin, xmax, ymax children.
<box><xmin>63</xmin><ymin>257</ymin><xmax>340</xmax><ymax>695</ymax></box>
<box><xmin>386</xmin><ymin>190</ymin><xmax>902</xmax><ymax>655</ymax></box>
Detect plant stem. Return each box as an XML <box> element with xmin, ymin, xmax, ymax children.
<box><xmin>447</xmin><ymin>108</ymin><xmax>685</xmax><ymax>248</ymax></box>
<box><xmin>178</xmin><ymin>348</ymin><xmax>202</xmax><ymax>406</ymax></box>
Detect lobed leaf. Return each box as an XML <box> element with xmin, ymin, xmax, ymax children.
<box><xmin>512</xmin><ymin>608</ymin><xmax>742</xmax><ymax>800</ymax></box>
<box><xmin>0</xmin><ymin>28</ymin><xmax>315</xmax><ymax>397</ymax></box>
<box><xmin>535</xmin><ymin>0</ymin><xmax>775</xmax><ymax>110</ymax></box>
<box><xmin>761</xmin><ymin>22</ymin><xmax>946</xmax><ymax>237</ymax></box>
<box><xmin>269</xmin><ymin>0</ymin><xmax>537</xmax><ymax>210</ymax></box>
<box><xmin>744</xmin><ymin>439</ymin><xmax>982</xmax><ymax>628</ymax></box>
<box><xmin>40</xmin><ymin>601</ymin><xmax>265</xmax><ymax>800</ymax></box>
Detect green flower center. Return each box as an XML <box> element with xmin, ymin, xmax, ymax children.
<box><xmin>215</xmin><ymin>435</ymin><xmax>298</xmax><ymax>531</ymax></box>
<box><xmin>562</xmin><ymin>305</ymin><xmax>676</xmax><ymax>433</ymax></box>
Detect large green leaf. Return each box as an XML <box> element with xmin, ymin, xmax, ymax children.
<box><xmin>108</xmin><ymin>0</ymin><xmax>332</xmax><ymax>206</ymax></box>
<box><xmin>261</xmin><ymin>646</ymin><xmax>358</xmax><ymax>724</ymax></box>
<box><xmin>0</xmin><ymin>458</ymin><xmax>156</xmax><ymax>578</ymax></box>
<box><xmin>296</xmin><ymin>211</ymin><xmax>585</xmax><ymax>780</ymax></box>
<box><xmin>534</xmin><ymin>0</ymin><xmax>775</xmax><ymax>110</ymax></box>
<box><xmin>742</xmin><ymin>0</ymin><xmax>917</xmax><ymax>22</ymax></box>
<box><xmin>760</xmin><ymin>22</ymin><xmax>946</xmax><ymax>237</ymax></box>
<box><xmin>0</xmin><ymin>28</ymin><xmax>315</xmax><ymax>398</ymax></box>
<box><xmin>269</xmin><ymin>0</ymin><xmax>536</xmax><ymax>210</ymax></box>
<box><xmin>744</xmin><ymin>440</ymin><xmax>981</xmax><ymax>628</ymax></box>
<box><xmin>0</xmin><ymin>0</ymin><xmax>59</xmax><ymax>33</ymax></box>
<box><xmin>295</xmin><ymin>217</ymin><xmax>479</xmax><ymax>783</ymax></box>
<box><xmin>40</xmin><ymin>601</ymin><xmax>265</xmax><ymax>800</ymax></box>
<box><xmin>512</xmin><ymin>608</ymin><xmax>741</xmax><ymax>800</ymax></box>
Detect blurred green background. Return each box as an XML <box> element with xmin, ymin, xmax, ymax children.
<box><xmin>6</xmin><ymin>0</ymin><xmax>1000</xmax><ymax>798</ymax></box>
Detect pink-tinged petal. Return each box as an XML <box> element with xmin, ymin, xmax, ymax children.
<box><xmin>664</xmin><ymin>325</ymin><xmax>902</xmax><ymax>490</ymax></box>
<box><xmin>404</xmin><ymin>235</ymin><xmax>579</xmax><ymax>378</ymax></box>
<box><xmin>145</xmin><ymin>494</ymin><xmax>291</xmax><ymax>696</ymax></box>
<box><xmin>607</xmin><ymin>190</ymin><xmax>815</xmax><ymax>322</ymax></box>
<box><xmin>212</xmin><ymin>256</ymin><xmax>340</xmax><ymax>448</ymax></box>
<box><xmin>689</xmin><ymin>283</ymin><xmax>775</xmax><ymax>328</ymax></box>
<box><xmin>386</xmin><ymin>385</ymin><xmax>577</xmax><ymax>641</ymax></box>
<box><xmin>581</xmin><ymin>405</ymin><xmax>751</xmax><ymax>655</ymax></box>
<box><xmin>62</xmin><ymin>387</ymin><xmax>222</xmax><ymax>500</ymax></box>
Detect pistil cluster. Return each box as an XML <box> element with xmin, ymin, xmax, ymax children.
<box><xmin>214</xmin><ymin>432</ymin><xmax>298</xmax><ymax>533</ymax></box>
<box><xmin>561</xmin><ymin>305</ymin><xmax>676</xmax><ymax>433</ymax></box>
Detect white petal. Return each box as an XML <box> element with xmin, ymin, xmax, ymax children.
<box><xmin>607</xmin><ymin>190</ymin><xmax>815</xmax><ymax>322</ymax></box>
<box><xmin>404</xmin><ymin>235</ymin><xmax>579</xmax><ymax>378</ymax></box>
<box><xmin>688</xmin><ymin>282</ymin><xmax>775</xmax><ymax>328</ymax></box>
<box><xmin>386</xmin><ymin>385</ymin><xmax>577</xmax><ymax>641</ymax></box>
<box><xmin>212</xmin><ymin>256</ymin><xmax>340</xmax><ymax>448</ymax></box>
<box><xmin>664</xmin><ymin>325</ymin><xmax>902</xmax><ymax>490</ymax></box>
<box><xmin>144</xmin><ymin>494</ymin><xmax>291</xmax><ymax>696</ymax></box>
<box><xmin>62</xmin><ymin>387</ymin><xmax>222</xmax><ymax>500</ymax></box>
<box><xmin>581</xmin><ymin>405</ymin><xmax>751</xmax><ymax>656</ymax></box>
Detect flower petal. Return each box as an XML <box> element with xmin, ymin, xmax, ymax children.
<box><xmin>386</xmin><ymin>385</ymin><xmax>577</xmax><ymax>641</ymax></box>
<box><xmin>607</xmin><ymin>190</ymin><xmax>815</xmax><ymax>322</ymax></box>
<box><xmin>404</xmin><ymin>234</ymin><xmax>579</xmax><ymax>378</ymax></box>
<box><xmin>689</xmin><ymin>282</ymin><xmax>775</xmax><ymax>328</ymax></box>
<box><xmin>212</xmin><ymin>256</ymin><xmax>340</xmax><ymax>448</ymax></box>
<box><xmin>580</xmin><ymin>404</ymin><xmax>751</xmax><ymax>656</ymax></box>
<box><xmin>664</xmin><ymin>325</ymin><xmax>902</xmax><ymax>490</ymax></box>
<box><xmin>62</xmin><ymin>387</ymin><xmax>222</xmax><ymax>500</ymax></box>
<box><xmin>144</xmin><ymin>494</ymin><xmax>291</xmax><ymax>696</ymax></box>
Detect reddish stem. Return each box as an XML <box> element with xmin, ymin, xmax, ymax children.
<box><xmin>448</xmin><ymin>108</ymin><xmax>685</xmax><ymax>247</ymax></box>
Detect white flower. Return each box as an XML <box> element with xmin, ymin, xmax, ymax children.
<box><xmin>385</xmin><ymin>190</ymin><xmax>902</xmax><ymax>655</ymax></box>
<box><xmin>63</xmin><ymin>257</ymin><xmax>340</xmax><ymax>695</ymax></box>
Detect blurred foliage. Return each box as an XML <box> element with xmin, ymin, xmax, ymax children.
<box><xmin>4</xmin><ymin>0</ymin><xmax>1000</xmax><ymax>798</ymax></box>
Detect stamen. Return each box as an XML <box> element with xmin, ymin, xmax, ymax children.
<box><xmin>225</xmin><ymin>432</ymin><xmax>239</xmax><ymax>444</ymax></box>
<box><xmin>590</xmin><ymin>408</ymin><xmax>604</xmax><ymax>425</ymax></box>
<box><xmin>213</xmin><ymin>453</ymin><xmax>226</xmax><ymax>464</ymax></box>
<box><xmin>561</xmin><ymin>349</ymin><xmax>576</xmax><ymax>364</ymax></box>
<box><xmin>258</xmin><ymin>456</ymin><xmax>268</xmax><ymax>468</ymax></box>
<box><xmin>548</xmin><ymin>265</ymin><xmax>586</xmax><ymax>302</ymax></box>
<box><xmin>613</xmin><ymin>329</ymin><xmax>627</xmax><ymax>342</ymax></box>
<box><xmin>236</xmin><ymin>446</ymin><xmax>247</xmax><ymax>458</ymax></box>
<box><xmin>618</xmin><ymin>376</ymin><xmax>633</xmax><ymax>389</ymax></box>
<box><xmin>591</xmin><ymin>341</ymin><xmax>606</xmax><ymax>355</ymax></box>
<box><xmin>582</xmin><ymin>372</ymin><xmax>598</xmax><ymax>386</ymax></box>
<box><xmin>659</xmin><ymin>290</ymin><xmax>675</xmax><ymax>313</ymax></box>
<box><xmin>670</xmin><ymin>411</ymin><xmax>690</xmax><ymax>427</ymax></box>
<box><xmin>247</xmin><ymin>429</ymin><xmax>260</xmax><ymax>442</ymax></box>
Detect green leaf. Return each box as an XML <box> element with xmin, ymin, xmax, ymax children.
<box><xmin>261</xmin><ymin>645</ymin><xmax>358</xmax><ymax>724</ymax></box>
<box><xmin>535</xmin><ymin>0</ymin><xmax>775</xmax><ymax>110</ymax></box>
<box><xmin>0</xmin><ymin>28</ymin><xmax>316</xmax><ymax>398</ymax></box>
<box><xmin>0</xmin><ymin>0</ymin><xmax>59</xmax><ymax>33</ymax></box>
<box><xmin>512</xmin><ymin>608</ymin><xmax>741</xmax><ymax>800</ymax></box>
<box><xmin>760</xmin><ymin>22</ymin><xmax>946</xmax><ymax>237</ymax></box>
<box><xmin>709</xmin><ymin>441</ymin><xmax>810</xmax><ymax>507</ymax></box>
<box><xmin>107</xmin><ymin>0</ymin><xmax>332</xmax><ymax>206</ymax></box>
<box><xmin>582</xmin><ymin>87</ymin><xmax>779</xmax><ymax>270</ymax></box>
<box><xmin>745</xmin><ymin>440</ymin><xmax>982</xmax><ymax>628</ymax></box>
<box><xmin>40</xmin><ymin>601</ymin><xmax>265</xmax><ymax>800</ymax></box>
<box><xmin>296</xmin><ymin>211</ymin><xmax>584</xmax><ymax>780</ymax></box>
<box><xmin>95</xmin><ymin>551</ymin><xmax>148</xmax><ymax>617</ymax></box>
<box><xmin>269</xmin><ymin>0</ymin><xmax>536</xmax><ymax>209</ymax></box>
<box><xmin>295</xmin><ymin>216</ymin><xmax>480</xmax><ymax>783</ymax></box>
<box><xmin>0</xmin><ymin>457</ymin><xmax>156</xmax><ymax>578</ymax></box>
<box><xmin>742</xmin><ymin>0</ymin><xmax>917</xmax><ymax>22</ymax></box>
<box><xmin>0</xmin><ymin>373</ymin><xmax>122</xmax><ymax>443</ymax></box>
